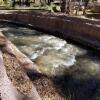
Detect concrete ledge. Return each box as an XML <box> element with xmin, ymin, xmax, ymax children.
<box><xmin>0</xmin><ymin>11</ymin><xmax>100</xmax><ymax>50</ymax></box>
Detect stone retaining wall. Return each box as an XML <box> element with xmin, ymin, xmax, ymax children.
<box><xmin>0</xmin><ymin>11</ymin><xmax>100</xmax><ymax>50</ymax></box>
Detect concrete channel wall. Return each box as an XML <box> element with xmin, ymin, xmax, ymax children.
<box><xmin>0</xmin><ymin>11</ymin><xmax>100</xmax><ymax>50</ymax></box>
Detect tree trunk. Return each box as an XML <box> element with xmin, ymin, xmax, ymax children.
<box><xmin>34</xmin><ymin>0</ymin><xmax>41</xmax><ymax>5</ymax></box>
<box><xmin>61</xmin><ymin>0</ymin><xmax>70</xmax><ymax>14</ymax></box>
<box><xmin>40</xmin><ymin>0</ymin><xmax>46</xmax><ymax>6</ymax></box>
<box><xmin>83</xmin><ymin>0</ymin><xmax>89</xmax><ymax>15</ymax></box>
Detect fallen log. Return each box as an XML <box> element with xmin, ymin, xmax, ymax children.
<box><xmin>0</xmin><ymin>32</ymin><xmax>40</xmax><ymax>73</ymax></box>
<box><xmin>0</xmin><ymin>32</ymin><xmax>42</xmax><ymax>100</ymax></box>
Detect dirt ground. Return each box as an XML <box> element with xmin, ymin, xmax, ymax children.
<box><xmin>33</xmin><ymin>76</ymin><xmax>67</xmax><ymax>100</ymax></box>
<box><xmin>2</xmin><ymin>52</ymin><xmax>69</xmax><ymax>100</ymax></box>
<box><xmin>3</xmin><ymin>52</ymin><xmax>36</xmax><ymax>99</ymax></box>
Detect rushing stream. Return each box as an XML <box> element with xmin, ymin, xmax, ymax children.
<box><xmin>0</xmin><ymin>22</ymin><xmax>100</xmax><ymax>100</ymax></box>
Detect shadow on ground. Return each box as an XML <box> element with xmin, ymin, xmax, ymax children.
<box><xmin>27</xmin><ymin>68</ymin><xmax>100</xmax><ymax>100</ymax></box>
